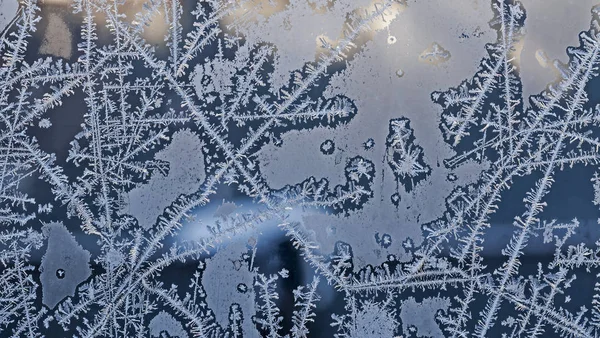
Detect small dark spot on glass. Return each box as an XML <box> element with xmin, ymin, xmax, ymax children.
<box><xmin>237</xmin><ymin>283</ymin><xmax>248</xmax><ymax>293</ymax></box>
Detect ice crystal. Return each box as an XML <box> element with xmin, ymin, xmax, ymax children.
<box><xmin>1</xmin><ymin>0</ymin><xmax>600</xmax><ymax>337</ymax></box>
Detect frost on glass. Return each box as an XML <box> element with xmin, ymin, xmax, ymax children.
<box><xmin>1</xmin><ymin>0</ymin><xmax>600</xmax><ymax>337</ymax></box>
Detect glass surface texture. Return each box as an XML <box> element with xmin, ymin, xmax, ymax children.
<box><xmin>0</xmin><ymin>0</ymin><xmax>599</xmax><ymax>337</ymax></box>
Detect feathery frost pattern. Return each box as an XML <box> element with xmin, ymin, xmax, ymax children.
<box><xmin>1</xmin><ymin>0</ymin><xmax>600</xmax><ymax>336</ymax></box>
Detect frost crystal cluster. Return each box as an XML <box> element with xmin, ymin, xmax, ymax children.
<box><xmin>1</xmin><ymin>0</ymin><xmax>600</xmax><ymax>337</ymax></box>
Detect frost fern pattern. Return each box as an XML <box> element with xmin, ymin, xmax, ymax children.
<box><xmin>1</xmin><ymin>0</ymin><xmax>600</xmax><ymax>337</ymax></box>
